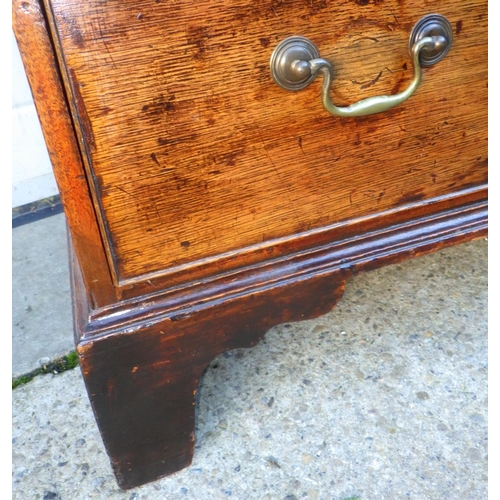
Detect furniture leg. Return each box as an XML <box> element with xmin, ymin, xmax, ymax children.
<box><xmin>78</xmin><ymin>274</ymin><xmax>346</xmax><ymax>489</ymax></box>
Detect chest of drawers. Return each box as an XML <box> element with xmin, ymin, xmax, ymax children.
<box><xmin>14</xmin><ymin>0</ymin><xmax>487</xmax><ymax>489</ymax></box>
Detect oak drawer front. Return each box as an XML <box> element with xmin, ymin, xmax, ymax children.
<box><xmin>46</xmin><ymin>0</ymin><xmax>487</xmax><ymax>283</ymax></box>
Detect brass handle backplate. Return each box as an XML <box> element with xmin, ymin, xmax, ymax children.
<box><xmin>270</xmin><ymin>14</ymin><xmax>453</xmax><ymax>118</ymax></box>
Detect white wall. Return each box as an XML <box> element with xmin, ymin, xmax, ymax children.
<box><xmin>12</xmin><ymin>32</ymin><xmax>59</xmax><ymax>208</ymax></box>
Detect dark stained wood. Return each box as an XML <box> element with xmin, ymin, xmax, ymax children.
<box><xmin>76</xmin><ymin>198</ymin><xmax>486</xmax><ymax>489</ymax></box>
<box><xmin>79</xmin><ymin>274</ymin><xmax>346</xmax><ymax>489</ymax></box>
<box><xmin>42</xmin><ymin>0</ymin><xmax>487</xmax><ymax>283</ymax></box>
<box><xmin>12</xmin><ymin>0</ymin><xmax>116</xmax><ymax>308</ymax></box>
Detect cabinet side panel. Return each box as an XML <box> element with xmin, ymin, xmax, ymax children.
<box><xmin>12</xmin><ymin>0</ymin><xmax>116</xmax><ymax>308</ymax></box>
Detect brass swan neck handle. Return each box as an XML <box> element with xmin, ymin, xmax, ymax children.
<box><xmin>270</xmin><ymin>14</ymin><xmax>453</xmax><ymax>118</ymax></box>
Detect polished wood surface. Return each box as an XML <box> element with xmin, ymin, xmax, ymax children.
<box><xmin>15</xmin><ymin>0</ymin><xmax>487</xmax><ymax>490</ymax></box>
<box><xmin>43</xmin><ymin>0</ymin><xmax>487</xmax><ymax>283</ymax></box>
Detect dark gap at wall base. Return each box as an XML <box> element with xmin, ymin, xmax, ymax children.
<box><xmin>12</xmin><ymin>195</ymin><xmax>63</xmax><ymax>228</ymax></box>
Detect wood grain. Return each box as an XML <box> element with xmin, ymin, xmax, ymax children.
<box><xmin>43</xmin><ymin>0</ymin><xmax>488</xmax><ymax>283</ymax></box>
<box><xmin>18</xmin><ymin>0</ymin><xmax>487</xmax><ymax>489</ymax></box>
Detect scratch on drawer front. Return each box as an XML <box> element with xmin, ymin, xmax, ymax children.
<box><xmin>68</xmin><ymin>68</ymin><xmax>95</xmax><ymax>152</ymax></box>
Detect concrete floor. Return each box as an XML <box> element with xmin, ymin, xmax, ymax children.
<box><xmin>12</xmin><ymin>213</ymin><xmax>73</xmax><ymax>378</ymax></box>
<box><xmin>12</xmin><ymin>214</ymin><xmax>488</xmax><ymax>499</ymax></box>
